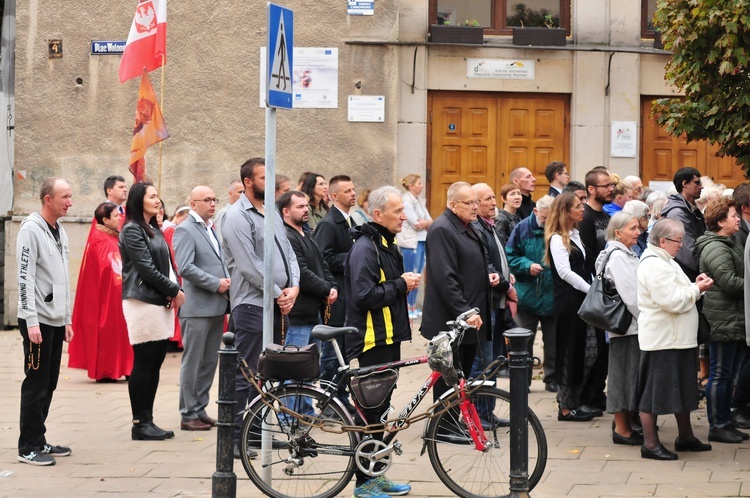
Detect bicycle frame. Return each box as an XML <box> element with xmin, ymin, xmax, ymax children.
<box><xmin>318</xmin><ymin>347</ymin><xmax>491</xmax><ymax>452</ymax></box>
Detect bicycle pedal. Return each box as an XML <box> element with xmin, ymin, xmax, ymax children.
<box><xmin>394</xmin><ymin>441</ymin><xmax>403</xmax><ymax>456</ymax></box>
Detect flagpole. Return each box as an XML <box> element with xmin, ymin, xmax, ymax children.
<box><xmin>157</xmin><ymin>55</ymin><xmax>165</xmax><ymax>193</ymax></box>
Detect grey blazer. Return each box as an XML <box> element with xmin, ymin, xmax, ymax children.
<box><xmin>173</xmin><ymin>215</ymin><xmax>230</xmax><ymax>318</ymax></box>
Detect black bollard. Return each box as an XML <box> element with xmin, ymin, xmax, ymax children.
<box><xmin>504</xmin><ymin>327</ymin><xmax>534</xmax><ymax>498</ymax></box>
<box><xmin>212</xmin><ymin>332</ymin><xmax>238</xmax><ymax>498</ymax></box>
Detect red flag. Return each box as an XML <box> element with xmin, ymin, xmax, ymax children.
<box><xmin>119</xmin><ymin>0</ymin><xmax>167</xmax><ymax>84</ymax></box>
<box><xmin>129</xmin><ymin>69</ymin><xmax>169</xmax><ymax>182</ymax></box>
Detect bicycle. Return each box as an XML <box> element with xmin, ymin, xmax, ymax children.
<box><xmin>239</xmin><ymin>308</ymin><xmax>548</xmax><ymax>498</ymax></box>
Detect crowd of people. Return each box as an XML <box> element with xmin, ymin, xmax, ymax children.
<box><xmin>14</xmin><ymin>160</ymin><xmax>750</xmax><ymax>496</ymax></box>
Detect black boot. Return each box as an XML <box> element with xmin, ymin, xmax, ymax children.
<box><xmin>132</xmin><ymin>412</ymin><xmax>173</xmax><ymax>441</ymax></box>
<box><xmin>145</xmin><ymin>409</ymin><xmax>175</xmax><ymax>439</ymax></box>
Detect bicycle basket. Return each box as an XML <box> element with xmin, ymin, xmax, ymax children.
<box><xmin>257</xmin><ymin>343</ymin><xmax>320</xmax><ymax>381</ymax></box>
<box><xmin>350</xmin><ymin>369</ymin><xmax>399</xmax><ymax>409</ymax></box>
<box><xmin>427</xmin><ymin>333</ymin><xmax>458</xmax><ymax>386</ymax></box>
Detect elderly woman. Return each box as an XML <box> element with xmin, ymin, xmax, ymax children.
<box><xmin>696</xmin><ymin>197</ymin><xmax>746</xmax><ymax>444</ymax></box>
<box><xmin>622</xmin><ymin>200</ymin><xmax>650</xmax><ymax>256</ymax></box>
<box><xmin>595</xmin><ymin>212</ymin><xmax>642</xmax><ymax>445</ymax></box>
<box><xmin>397</xmin><ymin>173</ymin><xmax>432</xmax><ymax>318</ymax></box>
<box><xmin>496</xmin><ymin>183</ymin><xmax>523</xmax><ymax>246</ymax></box>
<box><xmin>635</xmin><ymin>218</ymin><xmax>714</xmax><ymax>460</ymax></box>
<box><xmin>545</xmin><ymin>192</ymin><xmax>596</xmax><ymax>421</ymax></box>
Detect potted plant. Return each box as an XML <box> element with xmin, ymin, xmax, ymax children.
<box><xmin>429</xmin><ymin>19</ymin><xmax>485</xmax><ymax>45</ymax></box>
<box><xmin>512</xmin><ymin>14</ymin><xmax>566</xmax><ymax>47</ymax></box>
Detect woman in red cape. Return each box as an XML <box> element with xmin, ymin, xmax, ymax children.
<box><xmin>69</xmin><ymin>203</ymin><xmax>133</xmax><ymax>381</ymax></box>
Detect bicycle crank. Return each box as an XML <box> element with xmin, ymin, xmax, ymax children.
<box><xmin>354</xmin><ymin>438</ymin><xmax>402</xmax><ymax>477</ymax></box>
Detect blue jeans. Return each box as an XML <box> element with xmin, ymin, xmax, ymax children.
<box><xmin>707</xmin><ymin>340</ymin><xmax>745</xmax><ymax>429</ymax></box>
<box><xmin>401</xmin><ymin>241</ymin><xmax>425</xmax><ymax>309</ymax></box>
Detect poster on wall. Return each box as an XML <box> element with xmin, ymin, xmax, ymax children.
<box><xmin>611</xmin><ymin>121</ymin><xmax>637</xmax><ymax>158</ymax></box>
<box><xmin>348</xmin><ymin>0</ymin><xmax>374</xmax><ymax>15</ymax></box>
<box><xmin>348</xmin><ymin>95</ymin><xmax>385</xmax><ymax>122</ymax></box>
<box><xmin>260</xmin><ymin>47</ymin><xmax>339</xmax><ymax>108</ymax></box>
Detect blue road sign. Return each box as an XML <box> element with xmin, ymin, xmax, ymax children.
<box><xmin>267</xmin><ymin>3</ymin><xmax>294</xmax><ymax>109</ymax></box>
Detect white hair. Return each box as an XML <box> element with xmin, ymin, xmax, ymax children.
<box><xmin>367</xmin><ymin>186</ymin><xmax>401</xmax><ymax>217</ymax></box>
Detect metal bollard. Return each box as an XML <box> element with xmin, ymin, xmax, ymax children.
<box><xmin>212</xmin><ymin>332</ymin><xmax>238</xmax><ymax>498</ymax></box>
<box><xmin>504</xmin><ymin>327</ymin><xmax>534</xmax><ymax>498</ymax></box>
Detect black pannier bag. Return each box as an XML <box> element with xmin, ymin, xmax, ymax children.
<box><xmin>257</xmin><ymin>343</ymin><xmax>320</xmax><ymax>381</ymax></box>
<box><xmin>350</xmin><ymin>369</ymin><xmax>399</xmax><ymax>409</ymax></box>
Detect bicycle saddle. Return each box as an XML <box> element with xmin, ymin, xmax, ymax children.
<box><xmin>311</xmin><ymin>325</ymin><xmax>359</xmax><ymax>341</ymax></box>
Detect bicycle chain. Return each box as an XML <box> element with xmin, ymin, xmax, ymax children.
<box><xmin>239</xmin><ymin>357</ymin><xmax>509</xmax><ymax>435</ymax></box>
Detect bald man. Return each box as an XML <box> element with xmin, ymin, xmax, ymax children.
<box><xmin>173</xmin><ymin>186</ymin><xmax>230</xmax><ymax>431</ymax></box>
<box><xmin>510</xmin><ymin>167</ymin><xmax>537</xmax><ymax>219</ymax></box>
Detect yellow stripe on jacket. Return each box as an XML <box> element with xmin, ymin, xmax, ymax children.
<box><xmin>363</xmin><ymin>267</ymin><xmax>394</xmax><ymax>353</ymax></box>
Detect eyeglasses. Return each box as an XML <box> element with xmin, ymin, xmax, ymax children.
<box><xmin>456</xmin><ymin>200</ymin><xmax>480</xmax><ymax>207</ymax></box>
<box><xmin>198</xmin><ymin>197</ymin><xmax>219</xmax><ymax>204</ymax></box>
<box><xmin>665</xmin><ymin>237</ymin><xmax>683</xmax><ymax>244</ymax></box>
<box><xmin>570</xmin><ymin>204</ymin><xmax>585</xmax><ymax>211</ymax></box>
<box><xmin>594</xmin><ymin>183</ymin><xmax>614</xmax><ymax>189</ymax></box>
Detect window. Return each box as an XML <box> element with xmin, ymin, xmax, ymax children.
<box><xmin>430</xmin><ymin>0</ymin><xmax>571</xmax><ymax>35</ymax></box>
<box><xmin>642</xmin><ymin>0</ymin><xmax>657</xmax><ymax>37</ymax></box>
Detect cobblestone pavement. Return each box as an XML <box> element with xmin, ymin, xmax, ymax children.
<box><xmin>1</xmin><ymin>327</ymin><xmax>749</xmax><ymax>497</ymax></box>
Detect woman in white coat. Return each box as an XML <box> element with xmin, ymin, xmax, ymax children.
<box><xmin>635</xmin><ymin>218</ymin><xmax>714</xmax><ymax>460</ymax></box>
<box><xmin>398</xmin><ymin>174</ymin><xmax>432</xmax><ymax>318</ymax></box>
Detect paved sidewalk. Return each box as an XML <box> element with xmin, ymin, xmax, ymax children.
<box><xmin>1</xmin><ymin>327</ymin><xmax>749</xmax><ymax>497</ymax></box>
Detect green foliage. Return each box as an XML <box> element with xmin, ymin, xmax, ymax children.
<box><xmin>652</xmin><ymin>0</ymin><xmax>750</xmax><ymax>178</ymax></box>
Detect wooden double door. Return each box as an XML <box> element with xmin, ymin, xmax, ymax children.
<box><xmin>641</xmin><ymin>98</ymin><xmax>747</xmax><ymax>188</ymax></box>
<box><xmin>427</xmin><ymin>92</ymin><xmax>570</xmax><ymax>216</ymax></box>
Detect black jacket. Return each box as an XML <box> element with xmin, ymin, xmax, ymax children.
<box><xmin>344</xmin><ymin>223</ymin><xmax>410</xmax><ymax>360</ymax></box>
<box><xmin>421</xmin><ymin>209</ymin><xmax>492</xmax><ymax>345</ymax></box>
<box><xmin>120</xmin><ymin>222</ymin><xmax>180</xmax><ymax>306</ymax></box>
<box><xmin>517</xmin><ymin>194</ymin><xmax>536</xmax><ymax>220</ymax></box>
<box><xmin>314</xmin><ymin>207</ymin><xmax>355</xmax><ymax>326</ymax></box>
<box><xmin>285</xmin><ymin>223</ymin><xmax>338</xmax><ymax>325</ymax></box>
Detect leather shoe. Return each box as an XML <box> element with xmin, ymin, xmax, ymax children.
<box><xmin>731</xmin><ymin>410</ymin><xmax>750</xmax><ymax>429</ymax></box>
<box><xmin>181</xmin><ymin>419</ymin><xmax>212</xmax><ymax>431</ymax></box>
<box><xmin>544</xmin><ymin>381</ymin><xmax>558</xmax><ymax>393</ymax></box>
<box><xmin>132</xmin><ymin>423</ymin><xmax>172</xmax><ymax>441</ymax></box>
<box><xmin>613</xmin><ymin>431</ymin><xmax>644</xmax><ymax>446</ymax></box>
<box><xmin>708</xmin><ymin>427</ymin><xmax>743</xmax><ymax>444</ymax></box>
<box><xmin>641</xmin><ymin>444</ymin><xmax>677</xmax><ymax>460</ymax></box>
<box><xmin>674</xmin><ymin>436</ymin><xmax>712</xmax><ymax>452</ymax></box>
<box><xmin>730</xmin><ymin>426</ymin><xmax>750</xmax><ymax>441</ymax></box>
<box><xmin>198</xmin><ymin>415</ymin><xmax>217</xmax><ymax>427</ymax></box>
<box><xmin>578</xmin><ymin>405</ymin><xmax>604</xmax><ymax>418</ymax></box>
<box><xmin>557</xmin><ymin>409</ymin><xmax>595</xmax><ymax>422</ymax></box>
<box><xmin>233</xmin><ymin>443</ymin><xmax>258</xmax><ymax>460</ymax></box>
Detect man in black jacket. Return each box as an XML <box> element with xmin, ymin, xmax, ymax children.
<box><xmin>277</xmin><ymin>191</ymin><xmax>338</xmax><ymax>348</ymax></box>
<box><xmin>313</xmin><ymin>175</ymin><xmax>357</xmax><ymax>411</ymax></box>
<box><xmin>344</xmin><ymin>185</ymin><xmax>419</xmax><ymax>498</ymax></box>
<box><xmin>421</xmin><ymin>181</ymin><xmax>490</xmax><ymax>403</ymax></box>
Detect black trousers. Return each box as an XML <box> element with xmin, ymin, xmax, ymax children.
<box><xmin>18</xmin><ymin>319</ymin><xmax>65</xmax><ymax>455</ymax></box>
<box><xmin>232</xmin><ymin>303</ymin><xmax>286</xmax><ymax>442</ymax></box>
<box><xmin>354</xmin><ymin>342</ymin><xmax>401</xmax><ymax>486</ymax></box>
<box><xmin>129</xmin><ymin>339</ymin><xmax>168</xmax><ymax>421</ymax></box>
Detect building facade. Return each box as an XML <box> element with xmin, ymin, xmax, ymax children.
<box><xmin>2</xmin><ymin>0</ymin><xmax>745</xmax><ymax>324</ymax></box>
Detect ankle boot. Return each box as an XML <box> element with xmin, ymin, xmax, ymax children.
<box><xmin>132</xmin><ymin>421</ymin><xmax>170</xmax><ymax>440</ymax></box>
<box><xmin>147</xmin><ymin>420</ymin><xmax>175</xmax><ymax>439</ymax></box>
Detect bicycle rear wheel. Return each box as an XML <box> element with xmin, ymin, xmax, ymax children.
<box><xmin>241</xmin><ymin>383</ymin><xmax>358</xmax><ymax>498</ymax></box>
<box><xmin>425</xmin><ymin>385</ymin><xmax>547</xmax><ymax>497</ymax></box>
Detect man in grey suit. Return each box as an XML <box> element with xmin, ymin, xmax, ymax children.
<box><xmin>173</xmin><ymin>186</ymin><xmax>231</xmax><ymax>431</ymax></box>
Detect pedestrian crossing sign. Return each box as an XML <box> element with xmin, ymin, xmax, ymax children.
<box><xmin>267</xmin><ymin>3</ymin><xmax>294</xmax><ymax>109</ymax></box>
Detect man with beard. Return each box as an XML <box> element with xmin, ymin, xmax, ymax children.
<box><xmin>577</xmin><ymin>168</ymin><xmax>615</xmax><ymax>416</ymax></box>
<box><xmin>510</xmin><ymin>167</ymin><xmax>537</xmax><ymax>219</ymax></box>
<box><xmin>221</xmin><ymin>157</ymin><xmax>300</xmax><ymax>460</ymax></box>
<box><xmin>277</xmin><ymin>190</ymin><xmax>338</xmax><ymax>350</ymax></box>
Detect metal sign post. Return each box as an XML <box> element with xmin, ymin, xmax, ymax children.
<box><xmin>262</xmin><ymin>2</ymin><xmax>293</xmax><ymax>485</ymax></box>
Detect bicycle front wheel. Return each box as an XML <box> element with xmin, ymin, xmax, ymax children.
<box><xmin>425</xmin><ymin>385</ymin><xmax>547</xmax><ymax>497</ymax></box>
<box><xmin>240</xmin><ymin>383</ymin><xmax>358</xmax><ymax>498</ymax></box>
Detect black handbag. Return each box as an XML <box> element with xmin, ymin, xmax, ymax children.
<box><xmin>696</xmin><ymin>297</ymin><xmax>711</xmax><ymax>344</ymax></box>
<box><xmin>257</xmin><ymin>343</ymin><xmax>320</xmax><ymax>381</ymax></box>
<box><xmin>578</xmin><ymin>247</ymin><xmax>632</xmax><ymax>335</ymax></box>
